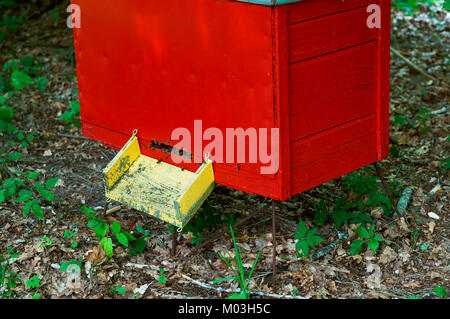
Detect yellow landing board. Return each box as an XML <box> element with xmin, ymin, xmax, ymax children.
<box><xmin>103</xmin><ymin>135</ymin><xmax>215</xmax><ymax>229</ymax></box>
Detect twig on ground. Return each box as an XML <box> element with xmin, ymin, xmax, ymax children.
<box><xmin>390</xmin><ymin>46</ymin><xmax>437</xmax><ymax>81</ymax></box>
<box><xmin>57</xmin><ymin>133</ymin><xmax>91</xmax><ymax>140</ymax></box>
<box><xmin>180</xmin><ymin>274</ymin><xmax>309</xmax><ymax>299</ymax></box>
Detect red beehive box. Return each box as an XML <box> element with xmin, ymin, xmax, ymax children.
<box><xmin>71</xmin><ymin>0</ymin><xmax>391</xmax><ymax>201</ymax></box>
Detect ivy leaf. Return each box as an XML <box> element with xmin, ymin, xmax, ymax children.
<box><xmin>31</xmin><ymin>203</ymin><xmax>44</xmax><ymax>220</ymax></box>
<box><xmin>81</xmin><ymin>205</ymin><xmax>97</xmax><ymax>214</ymax></box>
<box><xmin>135</xmin><ymin>237</ymin><xmax>146</xmax><ymax>254</ymax></box>
<box><xmin>100</xmin><ymin>237</ymin><xmax>113</xmax><ymax>258</ymax></box>
<box><xmin>368</xmin><ymin>238</ymin><xmax>380</xmax><ymax>254</ymax></box>
<box><xmin>111</xmin><ymin>221</ymin><xmax>121</xmax><ymax>234</ymax></box>
<box><xmin>349</xmin><ymin>239</ymin><xmax>366</xmax><ymax>256</ymax></box>
<box><xmin>11</xmin><ymin>69</ymin><xmax>32</xmax><ymax>90</ymax></box>
<box><xmin>297</xmin><ymin>220</ymin><xmax>307</xmax><ymax>238</ymax></box>
<box><xmin>45</xmin><ymin>177</ymin><xmax>59</xmax><ymax>189</ymax></box>
<box><xmin>113</xmin><ymin>286</ymin><xmax>125</xmax><ymax>294</ymax></box>
<box><xmin>87</xmin><ymin>218</ymin><xmax>99</xmax><ymax>228</ymax></box>
<box><xmin>39</xmin><ymin>189</ymin><xmax>55</xmax><ymax>202</ymax></box>
<box><xmin>23</xmin><ymin>200</ymin><xmax>33</xmax><ymax>216</ymax></box>
<box><xmin>16</xmin><ymin>189</ymin><xmax>33</xmax><ymax>202</ymax></box>
<box><xmin>116</xmin><ymin>233</ymin><xmax>128</xmax><ymax>247</ymax></box>
<box><xmin>27</xmin><ymin>172</ymin><xmax>40</xmax><ymax>179</ymax></box>
<box><xmin>434</xmin><ymin>286</ymin><xmax>447</xmax><ymax>298</ymax></box>
<box><xmin>296</xmin><ymin>240</ymin><xmax>309</xmax><ymax>257</ymax></box>
<box><xmin>34</xmin><ymin>182</ymin><xmax>44</xmax><ymax>193</ymax></box>
<box><xmin>94</xmin><ymin>222</ymin><xmax>109</xmax><ymax>238</ymax></box>
<box><xmin>354</xmin><ymin>226</ymin><xmax>370</xmax><ymax>239</ymax></box>
<box><xmin>8</xmin><ymin>152</ymin><xmax>22</xmax><ymax>161</ymax></box>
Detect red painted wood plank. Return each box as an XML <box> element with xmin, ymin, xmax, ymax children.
<box><xmin>289</xmin><ymin>42</ymin><xmax>377</xmax><ymax>141</ymax></box>
<box><xmin>72</xmin><ymin>0</ymin><xmax>276</xmax><ymax>176</ymax></box>
<box><xmin>377</xmin><ymin>0</ymin><xmax>391</xmax><ymax>160</ymax></box>
<box><xmin>82</xmin><ymin>121</ymin><xmax>285</xmax><ymax>200</ymax></box>
<box><xmin>291</xmin><ymin>114</ymin><xmax>376</xmax><ymax>168</ymax></box>
<box><xmin>273</xmin><ymin>5</ymin><xmax>292</xmax><ymax>200</ymax></box>
<box><xmin>288</xmin><ymin>7</ymin><xmax>377</xmax><ymax>63</ymax></box>
<box><xmin>287</xmin><ymin>0</ymin><xmax>376</xmax><ymax>25</ymax></box>
<box><xmin>291</xmin><ymin>133</ymin><xmax>377</xmax><ymax>194</ymax></box>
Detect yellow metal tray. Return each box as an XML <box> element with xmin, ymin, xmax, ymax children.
<box><xmin>102</xmin><ymin>133</ymin><xmax>215</xmax><ymax>229</ymax></box>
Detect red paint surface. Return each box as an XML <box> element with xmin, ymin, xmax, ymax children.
<box><xmin>72</xmin><ymin>0</ymin><xmax>390</xmax><ymax>201</ymax></box>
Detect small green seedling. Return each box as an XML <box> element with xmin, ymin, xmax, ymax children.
<box><xmin>40</xmin><ymin>236</ymin><xmax>52</xmax><ymax>249</ymax></box>
<box><xmin>433</xmin><ymin>286</ymin><xmax>446</xmax><ymax>298</ymax></box>
<box><xmin>213</xmin><ymin>226</ymin><xmax>262</xmax><ymax>299</ymax></box>
<box><xmin>158</xmin><ymin>268</ymin><xmax>167</xmax><ymax>285</ymax></box>
<box><xmin>110</xmin><ymin>286</ymin><xmax>125</xmax><ymax>294</ymax></box>
<box><xmin>26</xmin><ymin>275</ymin><xmax>40</xmax><ymax>289</ymax></box>
<box><xmin>349</xmin><ymin>225</ymin><xmax>383</xmax><ymax>255</ymax></box>
<box><xmin>293</xmin><ymin>220</ymin><xmax>324</xmax><ymax>258</ymax></box>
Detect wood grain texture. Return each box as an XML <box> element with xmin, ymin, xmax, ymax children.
<box><xmin>289</xmin><ymin>42</ymin><xmax>378</xmax><ymax>141</ymax></box>
<box><xmin>291</xmin><ymin>114</ymin><xmax>376</xmax><ymax>169</ymax></box>
<box><xmin>291</xmin><ymin>133</ymin><xmax>377</xmax><ymax>195</ymax></box>
<box><xmin>287</xmin><ymin>0</ymin><xmax>376</xmax><ymax>24</ymax></box>
<box><xmin>273</xmin><ymin>5</ymin><xmax>292</xmax><ymax>200</ymax></box>
<box><xmin>288</xmin><ymin>7</ymin><xmax>377</xmax><ymax>63</ymax></box>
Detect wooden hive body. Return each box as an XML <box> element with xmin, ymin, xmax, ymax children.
<box><xmin>72</xmin><ymin>0</ymin><xmax>391</xmax><ymax>201</ymax></box>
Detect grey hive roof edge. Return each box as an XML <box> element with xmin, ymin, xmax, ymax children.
<box><xmin>233</xmin><ymin>0</ymin><xmax>303</xmax><ymax>5</ymax></box>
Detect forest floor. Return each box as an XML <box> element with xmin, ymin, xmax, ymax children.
<box><xmin>0</xmin><ymin>3</ymin><xmax>448</xmax><ymax>299</ymax></box>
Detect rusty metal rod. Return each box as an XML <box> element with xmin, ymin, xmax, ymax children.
<box><xmin>186</xmin><ymin>205</ymin><xmax>266</xmax><ymax>257</ymax></box>
<box><xmin>171</xmin><ymin>228</ymin><xmax>177</xmax><ymax>257</ymax></box>
<box><xmin>103</xmin><ymin>200</ymin><xmax>109</xmax><ymax>214</ymax></box>
<box><xmin>272</xmin><ymin>199</ymin><xmax>277</xmax><ymax>288</ymax></box>
<box><xmin>373</xmin><ymin>162</ymin><xmax>400</xmax><ymax>216</ymax></box>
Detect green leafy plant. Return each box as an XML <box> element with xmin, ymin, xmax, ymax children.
<box><xmin>440</xmin><ymin>158</ymin><xmax>449</xmax><ymax>171</ymax></box>
<box><xmin>0</xmin><ymin>15</ymin><xmax>23</xmax><ymax>32</ymax></box>
<box><xmin>344</xmin><ymin>168</ymin><xmax>401</xmax><ymax>216</ymax></box>
<box><xmin>349</xmin><ymin>225</ymin><xmax>384</xmax><ymax>255</ymax></box>
<box><xmin>19</xmin><ymin>175</ymin><xmax>59</xmax><ymax>220</ymax></box>
<box><xmin>64</xmin><ymin>229</ymin><xmax>78</xmax><ymax>248</ymax></box>
<box><xmin>82</xmin><ymin>206</ymin><xmax>148</xmax><ymax>258</ymax></box>
<box><xmin>212</xmin><ymin>226</ymin><xmax>262</xmax><ymax>299</ymax></box>
<box><xmin>26</xmin><ymin>275</ymin><xmax>40</xmax><ymax>289</ymax></box>
<box><xmin>433</xmin><ymin>286</ymin><xmax>447</xmax><ymax>298</ymax></box>
<box><xmin>158</xmin><ymin>268</ymin><xmax>167</xmax><ymax>285</ymax></box>
<box><xmin>61</xmin><ymin>96</ymin><xmax>81</xmax><ymax>128</ymax></box>
<box><xmin>39</xmin><ymin>235</ymin><xmax>52</xmax><ymax>249</ymax></box>
<box><xmin>1</xmin><ymin>250</ymin><xmax>22</xmax><ymax>297</ymax></box>
<box><xmin>293</xmin><ymin>220</ymin><xmax>325</xmax><ymax>258</ymax></box>
<box><xmin>313</xmin><ymin>199</ymin><xmax>328</xmax><ymax>226</ymax></box>
<box><xmin>32</xmin><ymin>76</ymin><xmax>48</xmax><ymax>92</ymax></box>
<box><xmin>392</xmin><ymin>0</ymin><xmax>440</xmax><ymax>14</ymax></box>
<box><xmin>393</xmin><ymin>114</ymin><xmax>408</xmax><ymax>127</ymax></box>
<box><xmin>411</xmin><ymin>107</ymin><xmax>432</xmax><ymax>132</ymax></box>
<box><xmin>110</xmin><ymin>286</ymin><xmax>125</xmax><ymax>294</ymax></box>
<box><xmin>183</xmin><ymin>201</ymin><xmax>236</xmax><ymax>246</ymax></box>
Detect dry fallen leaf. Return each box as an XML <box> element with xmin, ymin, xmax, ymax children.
<box><xmin>86</xmin><ymin>246</ymin><xmax>108</xmax><ymax>266</ymax></box>
<box><xmin>365</xmin><ymin>263</ymin><xmax>383</xmax><ymax>289</ymax></box>
<box><xmin>379</xmin><ymin>246</ymin><xmax>397</xmax><ymax>264</ymax></box>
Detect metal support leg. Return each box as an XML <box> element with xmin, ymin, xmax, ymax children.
<box><xmin>171</xmin><ymin>228</ymin><xmax>177</xmax><ymax>257</ymax></box>
<box><xmin>373</xmin><ymin>162</ymin><xmax>400</xmax><ymax>216</ymax></box>
<box><xmin>103</xmin><ymin>200</ymin><xmax>109</xmax><ymax>214</ymax></box>
<box><xmin>272</xmin><ymin>199</ymin><xmax>277</xmax><ymax>288</ymax></box>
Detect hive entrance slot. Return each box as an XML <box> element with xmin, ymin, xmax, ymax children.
<box><xmin>150</xmin><ymin>140</ymin><xmax>192</xmax><ymax>160</ymax></box>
